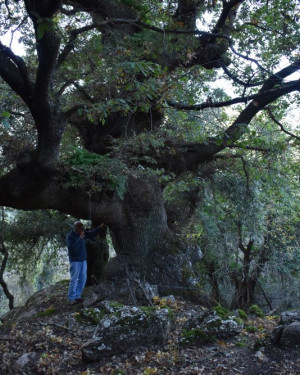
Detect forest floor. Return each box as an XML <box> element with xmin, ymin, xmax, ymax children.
<box><xmin>0</xmin><ymin>282</ymin><xmax>300</xmax><ymax>375</ymax></box>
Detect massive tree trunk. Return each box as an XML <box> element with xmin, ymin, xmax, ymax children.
<box><xmin>92</xmin><ymin>177</ymin><xmax>205</xmax><ymax>302</ymax></box>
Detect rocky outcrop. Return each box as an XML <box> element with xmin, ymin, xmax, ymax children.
<box><xmin>81</xmin><ymin>302</ymin><xmax>175</xmax><ymax>362</ymax></box>
<box><xmin>271</xmin><ymin>310</ymin><xmax>300</xmax><ymax>348</ymax></box>
<box><xmin>180</xmin><ymin>309</ymin><xmax>244</xmax><ymax>346</ymax></box>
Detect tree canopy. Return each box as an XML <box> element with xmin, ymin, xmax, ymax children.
<box><xmin>0</xmin><ymin>0</ymin><xmax>299</xmax><ymax>306</ymax></box>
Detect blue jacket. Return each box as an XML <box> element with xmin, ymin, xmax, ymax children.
<box><xmin>66</xmin><ymin>227</ymin><xmax>101</xmax><ymax>262</ymax></box>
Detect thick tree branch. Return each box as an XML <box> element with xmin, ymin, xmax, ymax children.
<box><xmin>57</xmin><ymin>23</ymin><xmax>97</xmax><ymax>67</ymax></box>
<box><xmin>61</xmin><ymin>1</ymin><xmax>239</xmax><ymax>70</ymax></box>
<box><xmin>57</xmin><ymin>18</ymin><xmax>232</xmax><ymax>68</ymax></box>
<box><xmin>64</xmin><ymin>0</ymin><xmax>136</xmax><ymax>18</ymax></box>
<box><xmin>0</xmin><ymin>42</ymin><xmax>34</xmax><ymax>108</ymax></box>
<box><xmin>24</xmin><ymin>0</ymin><xmax>61</xmax><ymax>104</ymax></box>
<box><xmin>218</xmin><ymin>79</ymin><xmax>300</xmax><ymax>148</ymax></box>
<box><xmin>15</xmin><ymin>1</ymin><xmax>65</xmax><ymax>169</ymax></box>
<box><xmin>213</xmin><ymin>0</ymin><xmax>245</xmax><ymax>36</ymax></box>
<box><xmin>260</xmin><ymin>58</ymin><xmax>300</xmax><ymax>92</ymax></box>
<box><xmin>56</xmin><ymin>79</ymin><xmax>74</xmax><ymax>97</ymax></box>
<box><xmin>168</xmin><ymin>58</ymin><xmax>300</xmax><ymax>110</ymax></box>
<box><xmin>159</xmin><ymin>77</ymin><xmax>300</xmax><ymax>174</ymax></box>
<box><xmin>173</xmin><ymin>0</ymin><xmax>204</xmax><ymax>29</ymax></box>
<box><xmin>132</xmin><ymin>20</ymin><xmax>231</xmax><ymax>39</ymax></box>
<box><xmin>167</xmin><ymin>79</ymin><xmax>300</xmax><ymax>111</ymax></box>
<box><xmin>24</xmin><ymin>0</ymin><xmax>62</xmax><ymax>19</ymax></box>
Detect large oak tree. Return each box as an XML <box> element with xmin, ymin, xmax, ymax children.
<box><xmin>0</xmin><ymin>0</ymin><xmax>299</xmax><ymax>301</ymax></box>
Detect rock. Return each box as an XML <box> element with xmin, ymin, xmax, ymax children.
<box><xmin>271</xmin><ymin>309</ymin><xmax>300</xmax><ymax>348</ymax></box>
<box><xmin>0</xmin><ymin>281</ymin><xmax>69</xmax><ymax>324</ymax></box>
<box><xmin>82</xmin><ymin>303</ymin><xmax>174</xmax><ymax>362</ymax></box>
<box><xmin>280</xmin><ymin>310</ymin><xmax>300</xmax><ymax>325</ymax></box>
<box><xmin>254</xmin><ymin>350</ymin><xmax>267</xmax><ymax>362</ymax></box>
<box><xmin>270</xmin><ymin>325</ymin><xmax>283</xmax><ymax>344</ymax></box>
<box><xmin>15</xmin><ymin>352</ymin><xmax>37</xmax><ymax>368</ymax></box>
<box><xmin>280</xmin><ymin>322</ymin><xmax>300</xmax><ymax>348</ymax></box>
<box><xmin>180</xmin><ymin>310</ymin><xmax>243</xmax><ymax>346</ymax></box>
<box><xmin>83</xmin><ymin>289</ymin><xmax>99</xmax><ymax>307</ymax></box>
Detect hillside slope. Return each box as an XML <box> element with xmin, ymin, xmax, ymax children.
<box><xmin>0</xmin><ymin>282</ymin><xmax>299</xmax><ymax>375</ymax></box>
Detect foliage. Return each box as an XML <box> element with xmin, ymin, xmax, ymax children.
<box><xmin>0</xmin><ymin>0</ymin><xmax>299</xmax><ymax>314</ymax></box>
<box><xmin>0</xmin><ymin>208</ymin><xmax>72</xmax><ymax>314</ymax></box>
<box><xmin>36</xmin><ymin>306</ymin><xmax>57</xmax><ymax>317</ymax></box>
<box><xmin>238</xmin><ymin>309</ymin><xmax>248</xmax><ymax>320</ymax></box>
<box><xmin>249</xmin><ymin>304</ymin><xmax>264</xmax><ymax>318</ymax></box>
<box><xmin>191</xmin><ymin>135</ymin><xmax>300</xmax><ymax>309</ymax></box>
<box><xmin>212</xmin><ymin>304</ymin><xmax>231</xmax><ymax>320</ymax></box>
<box><xmin>63</xmin><ymin>147</ymin><xmax>128</xmax><ymax>199</ymax></box>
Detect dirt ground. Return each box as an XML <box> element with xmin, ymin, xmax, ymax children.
<box><xmin>0</xmin><ymin>282</ymin><xmax>299</xmax><ymax>375</ymax></box>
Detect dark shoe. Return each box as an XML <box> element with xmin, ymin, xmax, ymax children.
<box><xmin>68</xmin><ymin>300</ymin><xmax>77</xmax><ymax>305</ymax></box>
<box><xmin>75</xmin><ymin>298</ymin><xmax>84</xmax><ymax>303</ymax></box>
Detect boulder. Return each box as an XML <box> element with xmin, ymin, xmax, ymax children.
<box><xmin>82</xmin><ymin>303</ymin><xmax>174</xmax><ymax>362</ymax></box>
<box><xmin>280</xmin><ymin>322</ymin><xmax>300</xmax><ymax>348</ymax></box>
<box><xmin>180</xmin><ymin>310</ymin><xmax>243</xmax><ymax>346</ymax></box>
<box><xmin>271</xmin><ymin>309</ymin><xmax>300</xmax><ymax>348</ymax></box>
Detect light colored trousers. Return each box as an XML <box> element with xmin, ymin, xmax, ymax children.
<box><xmin>68</xmin><ymin>260</ymin><xmax>87</xmax><ymax>301</ymax></box>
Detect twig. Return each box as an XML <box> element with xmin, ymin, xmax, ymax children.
<box><xmin>134</xmin><ymin>279</ymin><xmax>153</xmax><ymax>306</ymax></box>
<box><xmin>126</xmin><ymin>278</ymin><xmax>137</xmax><ymax>306</ymax></box>
<box><xmin>268</xmin><ymin>306</ymin><xmax>279</xmax><ymax>316</ymax></box>
<box><xmin>93</xmin><ymin>323</ymin><xmax>100</xmax><ymax>339</ymax></box>
<box><xmin>35</xmin><ymin>320</ymin><xmax>77</xmax><ymax>333</ymax></box>
<box><xmin>0</xmin><ymin>336</ymin><xmax>23</xmax><ymax>341</ymax></box>
<box><xmin>267</xmin><ymin>107</ymin><xmax>300</xmax><ymax>141</ymax></box>
<box><xmin>98</xmin><ymin>302</ymin><xmax>111</xmax><ymax>314</ymax></box>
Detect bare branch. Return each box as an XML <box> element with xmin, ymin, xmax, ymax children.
<box><xmin>228</xmin><ymin>144</ymin><xmax>271</xmax><ymax>152</ymax></box>
<box><xmin>267</xmin><ymin>107</ymin><xmax>300</xmax><ymax>141</ymax></box>
<box><xmin>56</xmin><ymin>79</ymin><xmax>74</xmax><ymax>97</ymax></box>
<box><xmin>229</xmin><ymin>44</ymin><xmax>268</xmax><ymax>73</ymax></box>
<box><xmin>221</xmin><ymin>62</ymin><xmax>263</xmax><ymax>87</ymax></box>
<box><xmin>167</xmin><ymin>79</ymin><xmax>300</xmax><ymax>111</ymax></box>
<box><xmin>72</xmin><ymin>82</ymin><xmax>95</xmax><ymax>103</ymax></box>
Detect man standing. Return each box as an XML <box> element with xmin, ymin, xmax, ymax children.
<box><xmin>66</xmin><ymin>221</ymin><xmax>102</xmax><ymax>304</ymax></box>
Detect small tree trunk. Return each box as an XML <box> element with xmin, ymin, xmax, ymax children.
<box><xmin>0</xmin><ymin>207</ymin><xmax>14</xmax><ymax>310</ymax></box>
<box><xmin>86</xmin><ymin>224</ymin><xmax>109</xmax><ymax>286</ymax></box>
<box><xmin>230</xmin><ymin>278</ymin><xmax>256</xmax><ymax>310</ymax></box>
